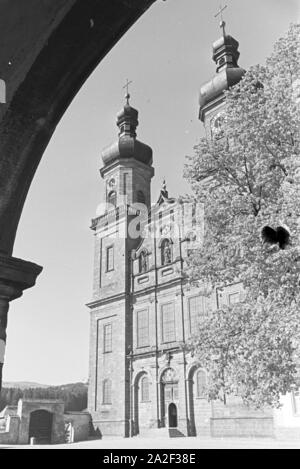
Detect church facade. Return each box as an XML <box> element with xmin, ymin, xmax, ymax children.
<box><xmin>87</xmin><ymin>29</ymin><xmax>275</xmax><ymax>438</ymax></box>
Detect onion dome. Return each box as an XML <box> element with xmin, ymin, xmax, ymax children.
<box><xmin>199</xmin><ymin>29</ymin><xmax>246</xmax><ymax>121</ymax></box>
<box><xmin>101</xmin><ymin>95</ymin><xmax>153</xmax><ymax>167</ymax></box>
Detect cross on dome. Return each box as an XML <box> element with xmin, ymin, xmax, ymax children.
<box><xmin>214</xmin><ymin>3</ymin><xmax>227</xmax><ymax>37</ymax></box>
<box><xmin>123</xmin><ymin>79</ymin><xmax>133</xmax><ymax>105</ymax></box>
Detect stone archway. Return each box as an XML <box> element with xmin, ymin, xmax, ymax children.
<box><xmin>133</xmin><ymin>371</ymin><xmax>151</xmax><ymax>435</ymax></box>
<box><xmin>0</xmin><ymin>0</ymin><xmax>158</xmax><ymax>391</ymax></box>
<box><xmin>28</xmin><ymin>409</ymin><xmax>53</xmax><ymax>444</ymax></box>
<box><xmin>187</xmin><ymin>365</ymin><xmax>210</xmax><ymax>437</ymax></box>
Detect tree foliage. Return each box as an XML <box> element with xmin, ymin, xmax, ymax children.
<box><xmin>184</xmin><ymin>23</ymin><xmax>300</xmax><ymax>408</ymax></box>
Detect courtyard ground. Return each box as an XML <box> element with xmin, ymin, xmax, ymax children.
<box><xmin>1</xmin><ymin>435</ymin><xmax>300</xmax><ymax>449</ymax></box>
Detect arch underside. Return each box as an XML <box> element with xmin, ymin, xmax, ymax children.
<box><xmin>0</xmin><ymin>0</ymin><xmax>157</xmax><ymax>256</ymax></box>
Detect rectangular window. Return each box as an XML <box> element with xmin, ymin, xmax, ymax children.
<box><xmin>292</xmin><ymin>388</ymin><xmax>300</xmax><ymax>415</ymax></box>
<box><xmin>137</xmin><ymin>309</ymin><xmax>149</xmax><ymax>348</ymax></box>
<box><xmin>161</xmin><ymin>303</ymin><xmax>176</xmax><ymax>343</ymax></box>
<box><xmin>159</xmin><ymin>212</ymin><xmax>163</xmax><ymax>234</ymax></box>
<box><xmin>188</xmin><ymin>296</ymin><xmax>205</xmax><ymax>334</ymax></box>
<box><xmin>103</xmin><ymin>323</ymin><xmax>112</xmax><ymax>353</ymax></box>
<box><xmin>123</xmin><ymin>173</ymin><xmax>128</xmax><ymax>196</ymax></box>
<box><xmin>102</xmin><ymin>379</ymin><xmax>112</xmax><ymax>404</ymax></box>
<box><xmin>228</xmin><ymin>292</ymin><xmax>240</xmax><ymax>305</ymax></box>
<box><xmin>106</xmin><ymin>245</ymin><xmax>114</xmax><ymax>272</ymax></box>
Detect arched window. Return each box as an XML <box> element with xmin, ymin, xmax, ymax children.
<box><xmin>196</xmin><ymin>369</ymin><xmax>207</xmax><ymax>398</ymax></box>
<box><xmin>107</xmin><ymin>190</ymin><xmax>117</xmax><ymax>207</ymax></box>
<box><xmin>161</xmin><ymin>239</ymin><xmax>172</xmax><ymax>265</ymax></box>
<box><xmin>102</xmin><ymin>379</ymin><xmax>112</xmax><ymax>404</ymax></box>
<box><xmin>141</xmin><ymin>375</ymin><xmax>150</xmax><ymax>402</ymax></box>
<box><xmin>137</xmin><ymin>190</ymin><xmax>146</xmax><ymax>205</ymax></box>
<box><xmin>139</xmin><ymin>251</ymin><xmax>148</xmax><ymax>274</ymax></box>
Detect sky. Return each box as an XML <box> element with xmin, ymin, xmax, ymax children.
<box><xmin>4</xmin><ymin>0</ymin><xmax>299</xmax><ymax>385</ymax></box>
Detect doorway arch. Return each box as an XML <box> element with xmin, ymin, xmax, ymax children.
<box><xmin>188</xmin><ymin>365</ymin><xmax>208</xmax><ymax>436</ymax></box>
<box><xmin>133</xmin><ymin>371</ymin><xmax>151</xmax><ymax>435</ymax></box>
<box><xmin>28</xmin><ymin>409</ymin><xmax>53</xmax><ymax>444</ymax></box>
<box><xmin>160</xmin><ymin>367</ymin><xmax>178</xmax><ymax>428</ymax></box>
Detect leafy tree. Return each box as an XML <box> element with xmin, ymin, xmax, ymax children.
<box><xmin>184</xmin><ymin>23</ymin><xmax>300</xmax><ymax>408</ymax></box>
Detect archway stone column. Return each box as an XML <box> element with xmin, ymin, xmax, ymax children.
<box><xmin>0</xmin><ymin>255</ymin><xmax>42</xmax><ymax>391</ymax></box>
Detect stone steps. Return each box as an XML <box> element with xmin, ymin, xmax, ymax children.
<box><xmin>138</xmin><ymin>427</ymin><xmax>186</xmax><ymax>438</ymax></box>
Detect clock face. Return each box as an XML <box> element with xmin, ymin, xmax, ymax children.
<box><xmin>211</xmin><ymin>112</ymin><xmax>225</xmax><ymax>139</ymax></box>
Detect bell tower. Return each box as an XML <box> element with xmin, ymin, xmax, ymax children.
<box><xmin>87</xmin><ymin>91</ymin><xmax>154</xmax><ymax>437</ymax></box>
<box><xmin>101</xmin><ymin>90</ymin><xmax>153</xmax><ymax>210</ymax></box>
<box><xmin>199</xmin><ymin>9</ymin><xmax>246</xmax><ymax>139</ymax></box>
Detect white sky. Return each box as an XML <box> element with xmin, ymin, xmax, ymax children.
<box><xmin>4</xmin><ymin>0</ymin><xmax>299</xmax><ymax>385</ymax></box>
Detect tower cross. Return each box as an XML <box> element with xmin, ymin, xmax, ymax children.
<box><xmin>214</xmin><ymin>3</ymin><xmax>227</xmax><ymax>36</ymax></box>
<box><xmin>123</xmin><ymin>79</ymin><xmax>133</xmax><ymax>104</ymax></box>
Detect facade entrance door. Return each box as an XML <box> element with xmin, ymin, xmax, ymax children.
<box><xmin>160</xmin><ymin>368</ymin><xmax>179</xmax><ymax>428</ymax></box>
<box><xmin>168</xmin><ymin>403</ymin><xmax>178</xmax><ymax>428</ymax></box>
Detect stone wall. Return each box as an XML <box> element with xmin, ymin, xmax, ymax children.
<box><xmin>211</xmin><ymin>417</ymin><xmax>274</xmax><ymax>438</ymax></box>
<box><xmin>17</xmin><ymin>399</ymin><xmax>65</xmax><ymax>445</ymax></box>
<box><xmin>0</xmin><ymin>415</ymin><xmax>20</xmax><ymax>444</ymax></box>
<box><xmin>64</xmin><ymin>412</ymin><xmax>91</xmax><ymax>442</ymax></box>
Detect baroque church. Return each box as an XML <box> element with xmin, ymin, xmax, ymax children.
<box><xmin>86</xmin><ymin>26</ymin><xmax>274</xmax><ymax>438</ymax></box>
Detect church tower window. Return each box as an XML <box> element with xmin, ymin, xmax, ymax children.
<box><xmin>137</xmin><ymin>190</ymin><xmax>145</xmax><ymax>205</ymax></box>
<box><xmin>123</xmin><ymin>173</ymin><xmax>128</xmax><ymax>195</ymax></box>
<box><xmin>107</xmin><ymin>190</ymin><xmax>117</xmax><ymax>207</ymax></box>
<box><xmin>161</xmin><ymin>239</ymin><xmax>172</xmax><ymax>265</ymax></box>
<box><xmin>103</xmin><ymin>323</ymin><xmax>112</xmax><ymax>353</ymax></box>
<box><xmin>106</xmin><ymin>246</ymin><xmax>114</xmax><ymax>272</ymax></box>
<box><xmin>140</xmin><ymin>376</ymin><xmax>150</xmax><ymax>402</ymax></box>
<box><xmin>161</xmin><ymin>303</ymin><xmax>176</xmax><ymax>343</ymax></box>
<box><xmin>102</xmin><ymin>379</ymin><xmax>112</xmax><ymax>404</ymax></box>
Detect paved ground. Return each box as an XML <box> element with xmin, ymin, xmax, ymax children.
<box><xmin>1</xmin><ymin>436</ymin><xmax>300</xmax><ymax>449</ymax></box>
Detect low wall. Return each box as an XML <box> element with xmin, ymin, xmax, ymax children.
<box><xmin>211</xmin><ymin>417</ymin><xmax>274</xmax><ymax>438</ymax></box>
<box><xmin>64</xmin><ymin>412</ymin><xmax>91</xmax><ymax>442</ymax></box>
<box><xmin>0</xmin><ymin>415</ymin><xmax>20</xmax><ymax>444</ymax></box>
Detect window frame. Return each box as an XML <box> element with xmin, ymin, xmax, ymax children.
<box><xmin>136</xmin><ymin>309</ymin><xmax>149</xmax><ymax>348</ymax></box>
<box><xmin>106</xmin><ymin>245</ymin><xmax>114</xmax><ymax>272</ymax></box>
<box><xmin>103</xmin><ymin>323</ymin><xmax>112</xmax><ymax>354</ymax></box>
<box><xmin>161</xmin><ymin>302</ymin><xmax>176</xmax><ymax>344</ymax></box>
<box><xmin>228</xmin><ymin>292</ymin><xmax>240</xmax><ymax>305</ymax></box>
<box><xmin>107</xmin><ymin>190</ymin><xmax>117</xmax><ymax>207</ymax></box>
<box><xmin>102</xmin><ymin>379</ymin><xmax>112</xmax><ymax>405</ymax></box>
<box><xmin>140</xmin><ymin>375</ymin><xmax>150</xmax><ymax>403</ymax></box>
<box><xmin>188</xmin><ymin>295</ymin><xmax>205</xmax><ymax>334</ymax></box>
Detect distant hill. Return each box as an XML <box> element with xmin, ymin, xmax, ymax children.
<box><xmin>0</xmin><ymin>382</ymin><xmax>88</xmax><ymax>413</ymax></box>
<box><xmin>3</xmin><ymin>381</ymin><xmax>87</xmax><ymax>390</ymax></box>
<box><xmin>3</xmin><ymin>381</ymin><xmax>49</xmax><ymax>389</ymax></box>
